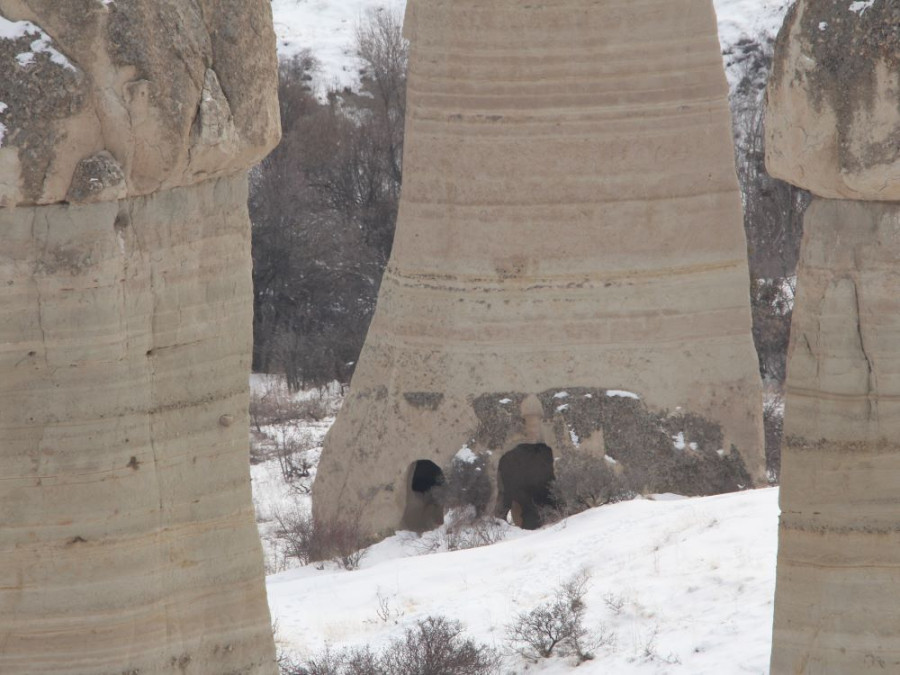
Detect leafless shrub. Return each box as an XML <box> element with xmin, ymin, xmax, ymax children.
<box><xmin>274</xmin><ymin>434</ymin><xmax>314</xmax><ymax>490</ymax></box>
<box><xmin>506</xmin><ymin>571</ymin><xmax>608</xmax><ymax>663</ymax></box>
<box><xmin>274</xmin><ymin>508</ymin><xmax>368</xmax><ymax>570</ymax></box>
<box><xmin>547</xmin><ymin>451</ymin><xmax>631</xmax><ymax>519</ymax></box>
<box><xmin>370</xmin><ymin>588</ymin><xmax>404</xmax><ymax>625</ymax></box>
<box><xmin>640</xmin><ymin>624</ymin><xmax>681</xmax><ymax>665</ymax></box>
<box><xmin>302</xmin><ymin>644</ymin><xmax>383</xmax><ymax>675</ymax></box>
<box><xmin>297</xmin><ymin>617</ymin><xmax>499</xmax><ymax>675</ymax></box>
<box><xmin>250</xmin><ymin>382</ymin><xmax>300</xmax><ymax>432</ymax></box>
<box><xmin>602</xmin><ymin>592</ymin><xmax>626</xmax><ymax>615</ymax></box>
<box><xmin>763</xmin><ymin>387</ymin><xmax>784</xmax><ymax>484</ymax></box>
<box><xmin>380</xmin><ymin>616</ymin><xmax>500</xmax><ymax>675</ymax></box>
<box><xmin>414</xmin><ymin>508</ymin><xmax>507</xmax><ymax>554</ymax></box>
<box><xmin>435</xmin><ymin>452</ymin><xmax>493</xmax><ymax>517</ymax></box>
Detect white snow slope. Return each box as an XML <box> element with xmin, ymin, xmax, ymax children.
<box><xmin>267</xmin><ymin>488</ymin><xmax>779</xmax><ymax>673</ymax></box>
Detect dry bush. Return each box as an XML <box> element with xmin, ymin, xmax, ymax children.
<box><xmin>435</xmin><ymin>452</ymin><xmax>492</xmax><ymax>516</ymax></box>
<box><xmin>301</xmin><ymin>645</ymin><xmax>383</xmax><ymax>675</ymax></box>
<box><xmin>547</xmin><ymin>451</ymin><xmax>631</xmax><ymax>519</ymax></box>
<box><xmin>415</xmin><ymin>507</ymin><xmax>507</xmax><ymax>554</ymax></box>
<box><xmin>763</xmin><ymin>388</ymin><xmax>784</xmax><ymax>484</ymax></box>
<box><xmin>250</xmin><ymin>382</ymin><xmax>300</xmax><ymax>432</ymax></box>
<box><xmin>274</xmin><ymin>508</ymin><xmax>367</xmax><ymax>571</ymax></box>
<box><xmin>380</xmin><ymin>616</ymin><xmax>500</xmax><ymax>675</ymax></box>
<box><xmin>294</xmin><ymin>616</ymin><xmax>498</xmax><ymax>675</ymax></box>
<box><xmin>506</xmin><ymin>572</ymin><xmax>606</xmax><ymax>663</ymax></box>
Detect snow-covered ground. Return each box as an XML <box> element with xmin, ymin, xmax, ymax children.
<box><xmin>252</xmin><ymin>382</ymin><xmax>779</xmax><ymax>674</ymax></box>
<box><xmin>271</xmin><ymin>0</ymin><xmax>792</xmax><ymax>94</ymax></box>
<box><xmin>264</xmin><ymin>478</ymin><xmax>779</xmax><ymax>673</ymax></box>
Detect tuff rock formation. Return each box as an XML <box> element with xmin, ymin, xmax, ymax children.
<box><xmin>0</xmin><ymin>2</ymin><xmax>280</xmax><ymax>673</ymax></box>
<box><xmin>766</xmin><ymin>2</ymin><xmax>900</xmax><ymax>672</ymax></box>
<box><xmin>313</xmin><ymin>0</ymin><xmax>765</xmax><ymax>539</ymax></box>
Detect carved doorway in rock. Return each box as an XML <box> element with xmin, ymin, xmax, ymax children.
<box><xmin>496</xmin><ymin>443</ymin><xmax>555</xmax><ymax>529</ymax></box>
<box><xmin>401</xmin><ymin>460</ymin><xmax>445</xmax><ymax>532</ymax></box>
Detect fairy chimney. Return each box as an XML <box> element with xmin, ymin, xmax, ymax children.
<box><xmin>0</xmin><ymin>2</ymin><xmax>280</xmax><ymax>673</ymax></box>
<box><xmin>766</xmin><ymin>2</ymin><xmax>900</xmax><ymax>672</ymax></box>
<box><xmin>313</xmin><ymin>0</ymin><xmax>764</xmax><ymax>539</ymax></box>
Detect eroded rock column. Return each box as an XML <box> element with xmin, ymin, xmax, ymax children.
<box><xmin>313</xmin><ymin>0</ymin><xmax>764</xmax><ymax>538</ymax></box>
<box><xmin>767</xmin><ymin>2</ymin><xmax>900</xmax><ymax>672</ymax></box>
<box><xmin>0</xmin><ymin>2</ymin><xmax>280</xmax><ymax>673</ymax></box>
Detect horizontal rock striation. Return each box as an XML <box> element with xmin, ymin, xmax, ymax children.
<box><xmin>313</xmin><ymin>0</ymin><xmax>764</xmax><ymax>538</ymax></box>
<box><xmin>0</xmin><ymin>2</ymin><xmax>279</xmax><ymax>673</ymax></box>
<box><xmin>772</xmin><ymin>199</ymin><xmax>900</xmax><ymax>674</ymax></box>
<box><xmin>767</xmin><ymin>3</ymin><xmax>900</xmax><ymax>672</ymax></box>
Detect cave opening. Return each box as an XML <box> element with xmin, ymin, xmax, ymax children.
<box><xmin>401</xmin><ymin>459</ymin><xmax>445</xmax><ymax>532</ymax></box>
<box><xmin>496</xmin><ymin>443</ymin><xmax>555</xmax><ymax>530</ymax></box>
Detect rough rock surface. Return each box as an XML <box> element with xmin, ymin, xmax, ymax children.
<box><xmin>771</xmin><ymin>199</ymin><xmax>900</xmax><ymax>674</ymax></box>
<box><xmin>313</xmin><ymin>0</ymin><xmax>764</xmax><ymax>539</ymax></box>
<box><xmin>766</xmin><ymin>3</ymin><xmax>900</xmax><ymax>671</ymax></box>
<box><xmin>766</xmin><ymin>0</ymin><xmax>900</xmax><ymax>200</ymax></box>
<box><xmin>0</xmin><ymin>2</ymin><xmax>279</xmax><ymax>674</ymax></box>
<box><xmin>0</xmin><ymin>0</ymin><xmax>280</xmax><ymax>206</ymax></box>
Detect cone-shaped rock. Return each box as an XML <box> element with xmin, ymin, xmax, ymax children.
<box><xmin>767</xmin><ymin>2</ymin><xmax>900</xmax><ymax>672</ymax></box>
<box><xmin>313</xmin><ymin>0</ymin><xmax>764</xmax><ymax>538</ymax></box>
<box><xmin>0</xmin><ymin>2</ymin><xmax>279</xmax><ymax>673</ymax></box>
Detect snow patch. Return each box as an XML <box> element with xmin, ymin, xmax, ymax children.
<box><xmin>818</xmin><ymin>21</ymin><xmax>829</xmax><ymax>30</ymax></box>
<box><xmin>606</xmin><ymin>389</ymin><xmax>641</xmax><ymax>400</ymax></box>
<box><xmin>556</xmin><ymin>403</ymin><xmax>569</xmax><ymax>412</ymax></box>
<box><xmin>849</xmin><ymin>0</ymin><xmax>876</xmax><ymax>15</ymax></box>
<box><xmin>0</xmin><ymin>17</ymin><xmax>76</xmax><ymax>71</ymax></box>
<box><xmin>454</xmin><ymin>444</ymin><xmax>477</xmax><ymax>464</ymax></box>
<box><xmin>569</xmin><ymin>428</ymin><xmax>580</xmax><ymax>447</ymax></box>
<box><xmin>0</xmin><ymin>102</ymin><xmax>6</xmax><ymax>147</ymax></box>
<box><xmin>553</xmin><ymin>391</ymin><xmax>569</xmax><ymax>399</ymax></box>
<box><xmin>498</xmin><ymin>398</ymin><xmax>512</xmax><ymax>404</ymax></box>
<box><xmin>673</xmin><ymin>432</ymin><xmax>686</xmax><ymax>450</ymax></box>
<box><xmin>603</xmin><ymin>454</ymin><xmax>618</xmax><ymax>465</ymax></box>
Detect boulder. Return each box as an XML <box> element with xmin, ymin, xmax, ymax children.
<box><xmin>766</xmin><ymin>0</ymin><xmax>900</xmax><ymax>200</ymax></box>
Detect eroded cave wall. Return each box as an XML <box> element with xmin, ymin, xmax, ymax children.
<box><xmin>0</xmin><ymin>2</ymin><xmax>280</xmax><ymax>673</ymax></box>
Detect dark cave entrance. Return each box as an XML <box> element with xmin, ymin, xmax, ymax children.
<box><xmin>496</xmin><ymin>443</ymin><xmax>555</xmax><ymax>530</ymax></box>
<box><xmin>401</xmin><ymin>459</ymin><xmax>445</xmax><ymax>532</ymax></box>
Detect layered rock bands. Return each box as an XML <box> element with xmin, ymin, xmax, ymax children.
<box><xmin>0</xmin><ymin>2</ymin><xmax>279</xmax><ymax>673</ymax></box>
<box><xmin>768</xmin><ymin>2</ymin><xmax>900</xmax><ymax>672</ymax></box>
<box><xmin>313</xmin><ymin>0</ymin><xmax>764</xmax><ymax>539</ymax></box>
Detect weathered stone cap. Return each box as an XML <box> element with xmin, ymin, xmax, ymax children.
<box><xmin>0</xmin><ymin>0</ymin><xmax>281</xmax><ymax>207</ymax></box>
<box><xmin>766</xmin><ymin>0</ymin><xmax>900</xmax><ymax>200</ymax></box>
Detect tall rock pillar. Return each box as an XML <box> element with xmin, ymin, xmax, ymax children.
<box><xmin>766</xmin><ymin>2</ymin><xmax>900</xmax><ymax>672</ymax></box>
<box><xmin>313</xmin><ymin>0</ymin><xmax>764</xmax><ymax>538</ymax></box>
<box><xmin>0</xmin><ymin>2</ymin><xmax>280</xmax><ymax>673</ymax></box>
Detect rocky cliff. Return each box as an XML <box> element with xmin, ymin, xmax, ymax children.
<box><xmin>313</xmin><ymin>0</ymin><xmax>764</xmax><ymax>539</ymax></box>
<box><xmin>767</xmin><ymin>1</ymin><xmax>900</xmax><ymax>672</ymax></box>
<box><xmin>0</xmin><ymin>2</ymin><xmax>280</xmax><ymax>673</ymax></box>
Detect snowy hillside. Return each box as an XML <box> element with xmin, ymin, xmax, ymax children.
<box><xmin>266</xmin><ymin>486</ymin><xmax>779</xmax><ymax>673</ymax></box>
<box><xmin>271</xmin><ymin>0</ymin><xmax>793</xmax><ymax>93</ymax></box>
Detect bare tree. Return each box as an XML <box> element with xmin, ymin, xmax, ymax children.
<box><xmin>250</xmin><ymin>10</ymin><xmax>408</xmax><ymax>390</ymax></box>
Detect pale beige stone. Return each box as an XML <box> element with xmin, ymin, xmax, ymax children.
<box><xmin>766</xmin><ymin>1</ymin><xmax>900</xmax><ymax>200</ymax></box>
<box><xmin>313</xmin><ymin>0</ymin><xmax>764</xmax><ymax>539</ymax></box>
<box><xmin>0</xmin><ymin>2</ymin><xmax>279</xmax><ymax>673</ymax></box>
<box><xmin>0</xmin><ymin>0</ymin><xmax>280</xmax><ymax>205</ymax></box>
<box><xmin>770</xmin><ymin>199</ymin><xmax>900</xmax><ymax>674</ymax></box>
